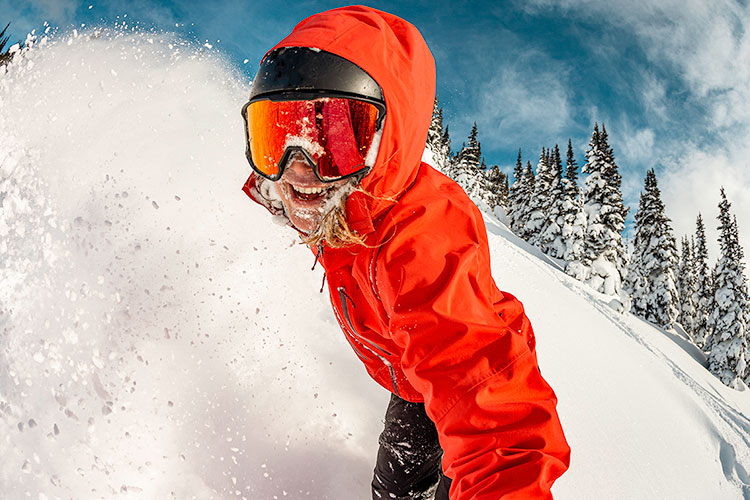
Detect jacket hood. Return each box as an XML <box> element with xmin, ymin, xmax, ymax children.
<box><xmin>265</xmin><ymin>5</ymin><xmax>436</xmax><ymax>232</ymax></box>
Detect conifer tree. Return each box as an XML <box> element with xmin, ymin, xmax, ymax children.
<box><xmin>425</xmin><ymin>97</ymin><xmax>452</xmax><ymax>174</ymax></box>
<box><xmin>581</xmin><ymin>123</ymin><xmax>629</xmax><ymax>296</ymax></box>
<box><xmin>731</xmin><ymin>214</ymin><xmax>746</xmax><ymax>281</ymax></box>
<box><xmin>469</xmin><ymin>157</ymin><xmax>491</xmax><ymax>205</ymax></box>
<box><xmin>514</xmin><ymin>160</ymin><xmax>536</xmax><ymax>240</ymax></box>
<box><xmin>441</xmin><ymin>125</ymin><xmax>451</xmax><ymax>160</ymax></box>
<box><xmin>508</xmin><ymin>149</ymin><xmax>527</xmax><ymax>234</ymax></box>
<box><xmin>677</xmin><ymin>236</ymin><xmax>699</xmax><ymax>337</ymax></box>
<box><xmin>625</xmin><ymin>169</ymin><xmax>679</xmax><ymax>328</ymax></box>
<box><xmin>693</xmin><ymin>213</ymin><xmax>712</xmax><ymax>348</ymax></box>
<box><xmin>705</xmin><ymin>189</ymin><xmax>749</xmax><ymax>388</ymax></box>
<box><xmin>427</xmin><ymin>97</ymin><xmax>444</xmax><ymax>152</ymax></box>
<box><xmin>452</xmin><ymin>122</ymin><xmax>482</xmax><ymax>194</ymax></box>
<box><xmin>502</xmin><ymin>175</ymin><xmax>510</xmax><ymax>209</ymax></box>
<box><xmin>480</xmin><ymin>164</ymin><xmax>509</xmax><ymax>214</ymax></box>
<box><xmin>446</xmin><ymin>138</ymin><xmax>464</xmax><ymax>184</ymax></box>
<box><xmin>455</xmin><ymin>123</ymin><xmax>481</xmax><ymax>171</ymax></box>
<box><xmin>538</xmin><ymin>145</ymin><xmax>566</xmax><ymax>258</ymax></box>
<box><xmin>564</xmin><ymin>138</ymin><xmax>579</xmax><ymax>193</ymax></box>
<box><xmin>733</xmin><ymin>215</ymin><xmax>750</xmax><ymax>367</ymax></box>
<box><xmin>562</xmin><ymin>139</ymin><xmax>587</xmax><ymax>278</ymax></box>
<box><xmin>526</xmin><ymin>148</ymin><xmax>551</xmax><ymax>246</ymax></box>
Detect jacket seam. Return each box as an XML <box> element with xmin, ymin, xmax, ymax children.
<box><xmin>433</xmin><ymin>347</ymin><xmax>532</xmax><ymax>423</ymax></box>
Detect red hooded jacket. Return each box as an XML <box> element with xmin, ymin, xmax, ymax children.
<box><xmin>243</xmin><ymin>6</ymin><xmax>570</xmax><ymax>499</ymax></box>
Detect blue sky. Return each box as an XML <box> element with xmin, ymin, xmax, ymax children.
<box><xmin>3</xmin><ymin>0</ymin><xmax>750</xmax><ymax>256</ymax></box>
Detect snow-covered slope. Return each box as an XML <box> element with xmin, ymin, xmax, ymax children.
<box><xmin>1</xmin><ymin>30</ymin><xmax>749</xmax><ymax>500</ymax></box>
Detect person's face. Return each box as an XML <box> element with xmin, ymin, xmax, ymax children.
<box><xmin>274</xmin><ymin>153</ymin><xmax>350</xmax><ymax>234</ymax></box>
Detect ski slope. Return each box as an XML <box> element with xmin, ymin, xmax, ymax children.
<box><xmin>1</xmin><ymin>29</ymin><xmax>749</xmax><ymax>500</ymax></box>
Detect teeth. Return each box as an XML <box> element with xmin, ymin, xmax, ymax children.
<box><xmin>293</xmin><ymin>185</ymin><xmax>327</xmax><ymax>195</ymax></box>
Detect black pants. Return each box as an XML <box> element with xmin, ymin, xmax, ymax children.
<box><xmin>372</xmin><ymin>394</ymin><xmax>452</xmax><ymax>500</ymax></box>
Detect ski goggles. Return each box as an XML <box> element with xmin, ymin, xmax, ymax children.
<box><xmin>241</xmin><ymin>96</ymin><xmax>385</xmax><ymax>183</ymax></box>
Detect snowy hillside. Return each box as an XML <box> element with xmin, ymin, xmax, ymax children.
<box><xmin>1</xmin><ymin>30</ymin><xmax>749</xmax><ymax>500</ymax></box>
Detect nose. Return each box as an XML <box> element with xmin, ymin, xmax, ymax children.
<box><xmin>283</xmin><ymin>153</ymin><xmax>317</xmax><ymax>177</ymax></box>
<box><xmin>287</xmin><ymin>156</ymin><xmax>312</xmax><ymax>173</ymax></box>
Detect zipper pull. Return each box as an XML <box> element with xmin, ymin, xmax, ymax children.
<box><xmin>338</xmin><ymin>287</ymin><xmax>355</xmax><ymax>308</ymax></box>
<box><xmin>313</xmin><ymin>243</ymin><xmax>325</xmax><ymax>293</ymax></box>
<box><xmin>311</xmin><ymin>242</ymin><xmax>323</xmax><ymax>271</ymax></box>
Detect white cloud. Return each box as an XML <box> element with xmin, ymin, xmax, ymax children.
<box><xmin>639</xmin><ymin>71</ymin><xmax>668</xmax><ymax>121</ymax></box>
<box><xmin>467</xmin><ymin>64</ymin><xmax>572</xmax><ymax>150</ymax></box>
<box><xmin>619</xmin><ymin>127</ymin><xmax>655</xmax><ymax>167</ymax></box>
<box><xmin>615</xmin><ymin>125</ymin><xmax>656</xmax><ymax>202</ymax></box>
<box><xmin>524</xmin><ymin>0</ymin><xmax>750</xmax><ymax>128</ymax></box>
<box><xmin>660</xmin><ymin>146</ymin><xmax>750</xmax><ymax>263</ymax></box>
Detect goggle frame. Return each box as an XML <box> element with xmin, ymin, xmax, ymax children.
<box><xmin>241</xmin><ymin>92</ymin><xmax>387</xmax><ymax>184</ymax></box>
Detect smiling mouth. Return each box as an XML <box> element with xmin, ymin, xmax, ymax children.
<box><xmin>285</xmin><ymin>182</ymin><xmax>334</xmax><ymax>203</ymax></box>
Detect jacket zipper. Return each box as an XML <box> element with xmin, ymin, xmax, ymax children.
<box><xmin>330</xmin><ymin>301</ymin><xmax>369</xmax><ymax>362</ymax></box>
<box><xmin>313</xmin><ymin>247</ymin><xmax>363</xmax><ymax>362</ymax></box>
<box><xmin>338</xmin><ymin>287</ymin><xmax>401</xmax><ymax>397</ymax></box>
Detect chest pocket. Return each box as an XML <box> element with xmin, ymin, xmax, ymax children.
<box><xmin>337</xmin><ymin>286</ymin><xmax>401</xmax><ymax>397</ymax></box>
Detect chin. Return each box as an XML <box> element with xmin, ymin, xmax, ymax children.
<box><xmin>289</xmin><ymin>211</ymin><xmax>323</xmax><ymax>235</ymax></box>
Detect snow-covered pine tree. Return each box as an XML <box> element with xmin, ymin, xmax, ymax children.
<box><xmin>441</xmin><ymin>125</ymin><xmax>451</xmax><ymax>162</ymax></box>
<box><xmin>581</xmin><ymin>123</ymin><xmax>629</xmax><ymax>296</ymax></box>
<box><xmin>467</xmin><ymin>123</ymin><xmax>481</xmax><ymax>164</ymax></box>
<box><xmin>481</xmin><ymin>163</ymin><xmax>508</xmax><ymax>215</ymax></box>
<box><xmin>469</xmin><ymin>158</ymin><xmax>493</xmax><ymax>207</ymax></box>
<box><xmin>458</xmin><ymin>123</ymin><xmax>481</xmax><ymax>168</ymax></box>
<box><xmin>516</xmin><ymin>160</ymin><xmax>536</xmax><ymax>241</ymax></box>
<box><xmin>564</xmin><ymin>139</ymin><xmax>579</xmax><ymax>191</ymax></box>
<box><xmin>677</xmin><ymin>236</ymin><xmax>699</xmax><ymax>338</ymax></box>
<box><xmin>425</xmin><ymin>97</ymin><xmax>452</xmax><ymax>174</ymax></box>
<box><xmin>526</xmin><ymin>147</ymin><xmax>552</xmax><ymax>246</ymax></box>
<box><xmin>562</xmin><ymin>139</ymin><xmax>587</xmax><ymax>279</ymax></box>
<box><xmin>624</xmin><ymin>168</ymin><xmax>679</xmax><ymax>328</ymax></box>
<box><xmin>508</xmin><ymin>149</ymin><xmax>526</xmax><ymax>234</ymax></box>
<box><xmin>705</xmin><ymin>188</ymin><xmax>749</xmax><ymax>388</ymax></box>
<box><xmin>444</xmin><ymin>141</ymin><xmax>462</xmax><ymax>179</ymax></box>
<box><xmin>452</xmin><ymin>122</ymin><xmax>482</xmax><ymax>195</ymax></box>
<box><xmin>538</xmin><ymin>145</ymin><xmax>566</xmax><ymax>258</ymax></box>
<box><xmin>731</xmin><ymin>214</ymin><xmax>747</xmax><ymax>295</ymax></box>
<box><xmin>733</xmin><ymin>215</ymin><xmax>750</xmax><ymax>380</ymax></box>
<box><xmin>693</xmin><ymin>213</ymin><xmax>712</xmax><ymax>348</ymax></box>
<box><xmin>427</xmin><ymin>97</ymin><xmax>443</xmax><ymax>152</ymax></box>
<box><xmin>500</xmin><ymin>171</ymin><xmax>510</xmax><ymax>210</ymax></box>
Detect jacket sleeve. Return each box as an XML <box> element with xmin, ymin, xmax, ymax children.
<box><xmin>375</xmin><ymin>202</ymin><xmax>571</xmax><ymax>499</ymax></box>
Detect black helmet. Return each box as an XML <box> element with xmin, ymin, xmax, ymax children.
<box><xmin>248</xmin><ymin>47</ymin><xmax>385</xmax><ymax>115</ymax></box>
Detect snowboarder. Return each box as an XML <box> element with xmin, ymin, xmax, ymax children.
<box><xmin>241</xmin><ymin>6</ymin><xmax>570</xmax><ymax>499</ymax></box>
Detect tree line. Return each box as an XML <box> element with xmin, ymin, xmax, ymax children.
<box><xmin>427</xmin><ymin>97</ymin><xmax>749</xmax><ymax>389</ymax></box>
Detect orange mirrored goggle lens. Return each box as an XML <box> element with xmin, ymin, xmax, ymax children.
<box><xmin>244</xmin><ymin>98</ymin><xmax>381</xmax><ymax>181</ymax></box>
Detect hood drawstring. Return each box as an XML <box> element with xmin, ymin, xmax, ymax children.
<box><xmin>312</xmin><ymin>242</ymin><xmax>327</xmax><ymax>293</ymax></box>
<box><xmin>311</xmin><ymin>243</ymin><xmax>321</xmax><ymax>271</ymax></box>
